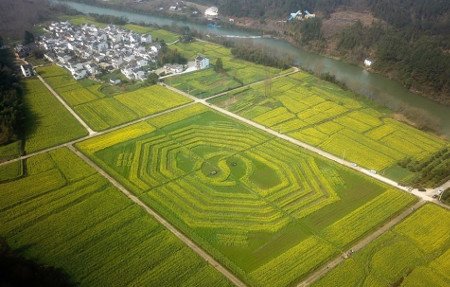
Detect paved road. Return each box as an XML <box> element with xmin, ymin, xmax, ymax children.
<box><xmin>163</xmin><ymin>84</ymin><xmax>450</xmax><ymax>210</ymax></box>
<box><xmin>67</xmin><ymin>145</ymin><xmax>246</xmax><ymax>287</ymax></box>
<box><xmin>38</xmin><ymin>75</ymin><xmax>97</xmax><ymax>136</ymax></box>
<box><xmin>296</xmin><ymin>200</ymin><xmax>426</xmax><ymax>287</ymax></box>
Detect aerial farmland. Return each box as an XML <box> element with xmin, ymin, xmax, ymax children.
<box><xmin>0</xmin><ymin>16</ymin><xmax>449</xmax><ymax>287</ymax></box>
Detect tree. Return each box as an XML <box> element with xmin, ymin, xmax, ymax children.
<box><xmin>0</xmin><ymin>36</ymin><xmax>3</xmax><ymax>47</ymax></box>
<box><xmin>146</xmin><ymin>73</ymin><xmax>159</xmax><ymax>85</ymax></box>
<box><xmin>214</xmin><ymin>58</ymin><xmax>224</xmax><ymax>72</ymax></box>
<box><xmin>23</xmin><ymin>31</ymin><xmax>35</xmax><ymax>45</ymax></box>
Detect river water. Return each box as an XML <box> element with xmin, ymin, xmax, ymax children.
<box><xmin>53</xmin><ymin>0</ymin><xmax>450</xmax><ymax>137</ymax></box>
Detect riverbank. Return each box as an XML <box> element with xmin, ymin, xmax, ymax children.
<box><xmin>49</xmin><ymin>0</ymin><xmax>450</xmax><ymax>138</ymax></box>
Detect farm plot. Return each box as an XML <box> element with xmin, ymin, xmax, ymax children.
<box><xmin>165</xmin><ymin>40</ymin><xmax>283</xmax><ymax>98</ymax></box>
<box><xmin>77</xmin><ymin>105</ymin><xmax>415</xmax><ymax>286</ymax></box>
<box><xmin>313</xmin><ymin>204</ymin><xmax>450</xmax><ymax>287</ymax></box>
<box><xmin>115</xmin><ymin>85</ymin><xmax>191</xmax><ymax>117</ymax></box>
<box><xmin>23</xmin><ymin>78</ymin><xmax>87</xmax><ymax>153</ymax></box>
<box><xmin>0</xmin><ymin>147</ymin><xmax>232</xmax><ymax>287</ymax></box>
<box><xmin>38</xmin><ymin>65</ymin><xmax>192</xmax><ymax>131</ymax></box>
<box><xmin>210</xmin><ymin>71</ymin><xmax>448</xmax><ymax>174</ymax></box>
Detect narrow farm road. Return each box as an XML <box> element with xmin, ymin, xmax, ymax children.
<box><xmin>67</xmin><ymin>145</ymin><xmax>247</xmax><ymax>287</ymax></box>
<box><xmin>163</xmin><ymin>83</ymin><xmax>450</xmax><ymax>210</ymax></box>
<box><xmin>37</xmin><ymin>75</ymin><xmax>97</xmax><ymax>136</ymax></box>
<box><xmin>296</xmin><ymin>200</ymin><xmax>426</xmax><ymax>287</ymax></box>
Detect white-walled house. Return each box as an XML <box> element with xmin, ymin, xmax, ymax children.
<box><xmin>20</xmin><ymin>64</ymin><xmax>34</xmax><ymax>77</ymax></box>
<box><xmin>195</xmin><ymin>55</ymin><xmax>209</xmax><ymax>70</ymax></box>
<box><xmin>141</xmin><ymin>34</ymin><xmax>152</xmax><ymax>43</ymax></box>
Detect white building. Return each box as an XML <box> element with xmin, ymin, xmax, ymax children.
<box><xmin>364</xmin><ymin>59</ymin><xmax>373</xmax><ymax>67</ymax></box>
<box><xmin>141</xmin><ymin>34</ymin><xmax>152</xmax><ymax>43</ymax></box>
<box><xmin>195</xmin><ymin>55</ymin><xmax>209</xmax><ymax>70</ymax></box>
<box><xmin>205</xmin><ymin>6</ymin><xmax>219</xmax><ymax>18</ymax></box>
<box><xmin>73</xmin><ymin>70</ymin><xmax>87</xmax><ymax>80</ymax></box>
<box><xmin>20</xmin><ymin>64</ymin><xmax>34</xmax><ymax>77</ymax></box>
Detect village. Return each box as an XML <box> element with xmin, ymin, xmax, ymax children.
<box><xmin>37</xmin><ymin>21</ymin><xmax>209</xmax><ymax>82</ymax></box>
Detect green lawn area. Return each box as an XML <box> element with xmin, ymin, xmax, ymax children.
<box><xmin>76</xmin><ymin>104</ymin><xmax>416</xmax><ymax>286</ymax></box>
<box><xmin>0</xmin><ymin>147</ymin><xmax>232</xmax><ymax>287</ymax></box>
<box><xmin>209</xmin><ymin>71</ymin><xmax>448</xmax><ymax>183</ymax></box>
<box><xmin>313</xmin><ymin>204</ymin><xmax>450</xmax><ymax>287</ymax></box>
<box><xmin>23</xmin><ymin>78</ymin><xmax>87</xmax><ymax>153</ymax></box>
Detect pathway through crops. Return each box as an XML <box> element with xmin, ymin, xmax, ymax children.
<box><xmin>296</xmin><ymin>200</ymin><xmax>426</xmax><ymax>286</ymax></box>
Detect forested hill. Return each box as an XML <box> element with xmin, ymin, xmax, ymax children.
<box><xmin>200</xmin><ymin>0</ymin><xmax>450</xmax><ymax>104</ymax></box>
<box><xmin>205</xmin><ymin>0</ymin><xmax>449</xmax><ymax>34</ymax></box>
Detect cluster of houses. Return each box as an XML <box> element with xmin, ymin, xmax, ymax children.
<box><xmin>39</xmin><ymin>21</ymin><xmax>160</xmax><ymax>81</ymax></box>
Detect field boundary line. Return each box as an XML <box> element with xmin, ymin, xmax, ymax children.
<box><xmin>37</xmin><ymin>75</ymin><xmax>97</xmax><ymax>136</ymax></box>
<box><xmin>296</xmin><ymin>200</ymin><xmax>426</xmax><ymax>286</ymax></box>
<box><xmin>67</xmin><ymin>145</ymin><xmax>247</xmax><ymax>287</ymax></box>
<box><xmin>0</xmin><ymin>101</ymin><xmax>197</xmax><ymax>167</ymax></box>
<box><xmin>203</xmin><ymin>67</ymin><xmax>299</xmax><ymax>101</ymax></box>
<box><xmin>162</xmin><ymin>83</ymin><xmax>450</xmax><ymax>210</ymax></box>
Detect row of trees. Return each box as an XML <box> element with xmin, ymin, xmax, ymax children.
<box><xmin>0</xmin><ymin>47</ymin><xmax>26</xmax><ymax>145</ymax></box>
<box><xmin>230</xmin><ymin>43</ymin><xmax>292</xmax><ymax>69</ymax></box>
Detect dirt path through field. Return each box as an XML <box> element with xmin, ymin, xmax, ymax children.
<box><xmin>37</xmin><ymin>75</ymin><xmax>97</xmax><ymax>136</ymax></box>
<box><xmin>163</xmin><ymin>83</ymin><xmax>449</xmax><ymax>211</ymax></box>
<box><xmin>296</xmin><ymin>200</ymin><xmax>426</xmax><ymax>286</ymax></box>
<box><xmin>67</xmin><ymin>145</ymin><xmax>247</xmax><ymax>287</ymax></box>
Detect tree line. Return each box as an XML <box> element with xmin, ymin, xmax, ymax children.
<box><xmin>230</xmin><ymin>42</ymin><xmax>292</xmax><ymax>69</ymax></box>
<box><xmin>0</xmin><ymin>46</ymin><xmax>26</xmax><ymax>145</ymax></box>
<box><xmin>200</xmin><ymin>0</ymin><xmax>449</xmax><ymax>104</ymax></box>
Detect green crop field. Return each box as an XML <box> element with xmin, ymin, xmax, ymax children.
<box><xmin>313</xmin><ymin>204</ymin><xmax>450</xmax><ymax>287</ymax></box>
<box><xmin>77</xmin><ymin>104</ymin><xmax>416</xmax><ymax>286</ymax></box>
<box><xmin>23</xmin><ymin>78</ymin><xmax>87</xmax><ymax>153</ymax></box>
<box><xmin>210</xmin><ymin>72</ymin><xmax>448</xmax><ymax>181</ymax></box>
<box><xmin>165</xmin><ymin>40</ymin><xmax>284</xmax><ymax>98</ymax></box>
<box><xmin>0</xmin><ymin>147</ymin><xmax>232</xmax><ymax>287</ymax></box>
<box><xmin>37</xmin><ymin>65</ymin><xmax>192</xmax><ymax>131</ymax></box>
<box><xmin>0</xmin><ymin>140</ymin><xmax>21</xmax><ymax>160</ymax></box>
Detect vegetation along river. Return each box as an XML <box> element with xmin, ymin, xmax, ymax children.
<box><xmin>54</xmin><ymin>0</ymin><xmax>450</xmax><ymax>137</ymax></box>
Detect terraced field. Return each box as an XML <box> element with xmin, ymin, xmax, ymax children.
<box><xmin>210</xmin><ymin>72</ymin><xmax>448</xmax><ymax>178</ymax></box>
<box><xmin>314</xmin><ymin>204</ymin><xmax>450</xmax><ymax>287</ymax></box>
<box><xmin>77</xmin><ymin>104</ymin><xmax>416</xmax><ymax>286</ymax></box>
<box><xmin>37</xmin><ymin>65</ymin><xmax>191</xmax><ymax>131</ymax></box>
<box><xmin>165</xmin><ymin>41</ymin><xmax>284</xmax><ymax>98</ymax></box>
<box><xmin>23</xmin><ymin>78</ymin><xmax>87</xmax><ymax>153</ymax></box>
<box><xmin>0</xmin><ymin>147</ymin><xmax>232</xmax><ymax>287</ymax></box>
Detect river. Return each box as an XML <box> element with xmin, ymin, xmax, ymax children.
<box><xmin>53</xmin><ymin>0</ymin><xmax>450</xmax><ymax>137</ymax></box>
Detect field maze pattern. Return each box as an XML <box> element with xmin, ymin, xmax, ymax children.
<box><xmin>94</xmin><ymin>119</ymin><xmax>341</xmax><ymax>240</ymax></box>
